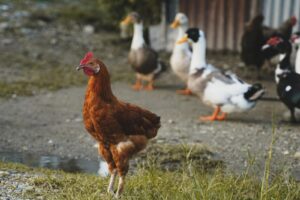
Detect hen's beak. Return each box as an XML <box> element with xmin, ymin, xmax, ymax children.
<box><xmin>121</xmin><ymin>16</ymin><xmax>132</xmax><ymax>25</ymax></box>
<box><xmin>76</xmin><ymin>64</ymin><xmax>84</xmax><ymax>71</ymax></box>
<box><xmin>170</xmin><ymin>19</ymin><xmax>180</xmax><ymax>28</ymax></box>
<box><xmin>177</xmin><ymin>35</ymin><xmax>188</xmax><ymax>44</ymax></box>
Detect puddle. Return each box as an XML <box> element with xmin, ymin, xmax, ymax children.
<box><xmin>0</xmin><ymin>152</ymin><xmax>109</xmax><ymax>176</ymax></box>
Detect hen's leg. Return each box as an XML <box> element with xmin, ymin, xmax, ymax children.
<box><xmin>200</xmin><ymin>107</ymin><xmax>221</xmax><ymax>121</ymax></box>
<box><xmin>115</xmin><ymin>176</ymin><xmax>125</xmax><ymax>198</ymax></box>
<box><xmin>132</xmin><ymin>75</ymin><xmax>143</xmax><ymax>90</ymax></box>
<box><xmin>107</xmin><ymin>169</ymin><xmax>117</xmax><ymax>194</ymax></box>
<box><xmin>98</xmin><ymin>144</ymin><xmax>116</xmax><ymax>194</ymax></box>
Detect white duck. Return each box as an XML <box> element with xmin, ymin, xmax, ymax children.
<box><xmin>170</xmin><ymin>13</ymin><xmax>192</xmax><ymax>95</ymax></box>
<box><xmin>177</xmin><ymin>28</ymin><xmax>265</xmax><ymax>121</ymax></box>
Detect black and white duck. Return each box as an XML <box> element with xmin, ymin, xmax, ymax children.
<box><xmin>262</xmin><ymin>36</ymin><xmax>300</xmax><ymax>122</ymax></box>
<box><xmin>121</xmin><ymin>12</ymin><xmax>166</xmax><ymax>91</ymax></box>
<box><xmin>177</xmin><ymin>28</ymin><xmax>265</xmax><ymax>121</ymax></box>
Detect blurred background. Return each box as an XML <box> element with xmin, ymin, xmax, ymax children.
<box><xmin>1</xmin><ymin>0</ymin><xmax>300</xmax><ymax>98</ymax></box>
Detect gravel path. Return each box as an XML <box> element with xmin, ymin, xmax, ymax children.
<box><xmin>0</xmin><ymin>170</ymin><xmax>42</xmax><ymax>200</ymax></box>
<box><xmin>0</xmin><ymin>81</ymin><xmax>299</xmax><ymax>178</ymax></box>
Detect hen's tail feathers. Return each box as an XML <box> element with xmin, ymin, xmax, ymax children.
<box><xmin>244</xmin><ymin>83</ymin><xmax>265</xmax><ymax>101</ymax></box>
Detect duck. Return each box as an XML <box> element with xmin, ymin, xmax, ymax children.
<box><xmin>262</xmin><ymin>36</ymin><xmax>300</xmax><ymax>122</ymax></box>
<box><xmin>170</xmin><ymin>13</ymin><xmax>192</xmax><ymax>95</ymax></box>
<box><xmin>121</xmin><ymin>12</ymin><xmax>166</xmax><ymax>91</ymax></box>
<box><xmin>177</xmin><ymin>28</ymin><xmax>265</xmax><ymax>121</ymax></box>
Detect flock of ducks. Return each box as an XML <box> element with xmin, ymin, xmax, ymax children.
<box><xmin>121</xmin><ymin>12</ymin><xmax>300</xmax><ymax>122</ymax></box>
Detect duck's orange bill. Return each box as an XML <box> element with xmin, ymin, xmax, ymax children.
<box><xmin>176</xmin><ymin>35</ymin><xmax>188</xmax><ymax>44</ymax></box>
<box><xmin>121</xmin><ymin>16</ymin><xmax>132</xmax><ymax>25</ymax></box>
<box><xmin>170</xmin><ymin>19</ymin><xmax>180</xmax><ymax>28</ymax></box>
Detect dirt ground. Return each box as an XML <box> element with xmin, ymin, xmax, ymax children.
<box><xmin>0</xmin><ymin>80</ymin><xmax>300</xmax><ymax>177</ymax></box>
<box><xmin>0</xmin><ymin>0</ymin><xmax>299</xmax><ymax>179</ymax></box>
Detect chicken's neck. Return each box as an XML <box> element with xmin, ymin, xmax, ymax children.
<box><xmin>189</xmin><ymin>36</ymin><xmax>207</xmax><ymax>75</ymax></box>
<box><xmin>131</xmin><ymin>23</ymin><xmax>145</xmax><ymax>50</ymax></box>
<box><xmin>86</xmin><ymin>73</ymin><xmax>116</xmax><ymax>104</ymax></box>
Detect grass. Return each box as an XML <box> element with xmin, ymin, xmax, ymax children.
<box><xmin>1</xmin><ymin>159</ymin><xmax>299</xmax><ymax>200</ymax></box>
<box><xmin>1</xmin><ymin>140</ymin><xmax>299</xmax><ymax>200</ymax></box>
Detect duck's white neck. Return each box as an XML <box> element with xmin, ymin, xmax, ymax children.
<box><xmin>173</xmin><ymin>25</ymin><xmax>190</xmax><ymax>52</ymax></box>
<box><xmin>131</xmin><ymin>23</ymin><xmax>145</xmax><ymax>50</ymax></box>
<box><xmin>176</xmin><ymin>25</ymin><xmax>188</xmax><ymax>40</ymax></box>
<box><xmin>189</xmin><ymin>35</ymin><xmax>206</xmax><ymax>74</ymax></box>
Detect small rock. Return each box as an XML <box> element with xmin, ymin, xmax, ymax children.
<box><xmin>83</xmin><ymin>25</ymin><xmax>94</xmax><ymax>34</ymax></box>
<box><xmin>168</xmin><ymin>119</ymin><xmax>174</xmax><ymax>124</ymax></box>
<box><xmin>294</xmin><ymin>152</ymin><xmax>300</xmax><ymax>159</ymax></box>
<box><xmin>32</xmin><ymin>52</ymin><xmax>42</xmax><ymax>59</ymax></box>
<box><xmin>0</xmin><ymin>4</ymin><xmax>10</xmax><ymax>11</ymax></box>
<box><xmin>0</xmin><ymin>22</ymin><xmax>9</xmax><ymax>31</ymax></box>
<box><xmin>0</xmin><ymin>171</ymin><xmax>10</xmax><ymax>177</ymax></box>
<box><xmin>48</xmin><ymin>139</ymin><xmax>53</xmax><ymax>144</ymax></box>
<box><xmin>93</xmin><ymin>143</ymin><xmax>98</xmax><ymax>148</ymax></box>
<box><xmin>283</xmin><ymin>150</ymin><xmax>289</xmax><ymax>155</ymax></box>
<box><xmin>20</xmin><ymin>28</ymin><xmax>32</xmax><ymax>35</ymax></box>
<box><xmin>237</xmin><ymin>62</ymin><xmax>246</xmax><ymax>68</ymax></box>
<box><xmin>65</xmin><ymin>119</ymin><xmax>71</xmax><ymax>123</ymax></box>
<box><xmin>2</xmin><ymin>38</ymin><xmax>12</xmax><ymax>45</ymax></box>
<box><xmin>11</xmin><ymin>94</ymin><xmax>17</xmax><ymax>99</ymax></box>
<box><xmin>74</xmin><ymin>117</ymin><xmax>82</xmax><ymax>122</ymax></box>
<box><xmin>50</xmin><ymin>38</ymin><xmax>58</xmax><ymax>45</ymax></box>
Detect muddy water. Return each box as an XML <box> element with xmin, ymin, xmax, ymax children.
<box><xmin>0</xmin><ymin>152</ymin><xmax>109</xmax><ymax>176</ymax></box>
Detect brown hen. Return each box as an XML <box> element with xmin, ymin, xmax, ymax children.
<box><xmin>76</xmin><ymin>52</ymin><xmax>160</xmax><ymax>197</ymax></box>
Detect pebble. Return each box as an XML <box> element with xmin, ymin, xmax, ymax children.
<box><xmin>168</xmin><ymin>119</ymin><xmax>174</xmax><ymax>124</ymax></box>
<box><xmin>83</xmin><ymin>25</ymin><xmax>94</xmax><ymax>35</ymax></box>
<box><xmin>0</xmin><ymin>170</ymin><xmax>10</xmax><ymax>177</ymax></box>
<box><xmin>294</xmin><ymin>152</ymin><xmax>300</xmax><ymax>159</ymax></box>
<box><xmin>0</xmin><ymin>22</ymin><xmax>9</xmax><ymax>31</ymax></box>
<box><xmin>74</xmin><ymin>117</ymin><xmax>82</xmax><ymax>122</ymax></box>
<box><xmin>11</xmin><ymin>94</ymin><xmax>17</xmax><ymax>99</ymax></box>
<box><xmin>283</xmin><ymin>150</ymin><xmax>289</xmax><ymax>155</ymax></box>
<box><xmin>2</xmin><ymin>38</ymin><xmax>13</xmax><ymax>45</ymax></box>
<box><xmin>50</xmin><ymin>38</ymin><xmax>58</xmax><ymax>45</ymax></box>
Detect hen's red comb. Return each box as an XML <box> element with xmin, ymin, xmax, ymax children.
<box><xmin>266</xmin><ymin>37</ymin><xmax>283</xmax><ymax>46</ymax></box>
<box><xmin>80</xmin><ymin>52</ymin><xmax>94</xmax><ymax>65</ymax></box>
